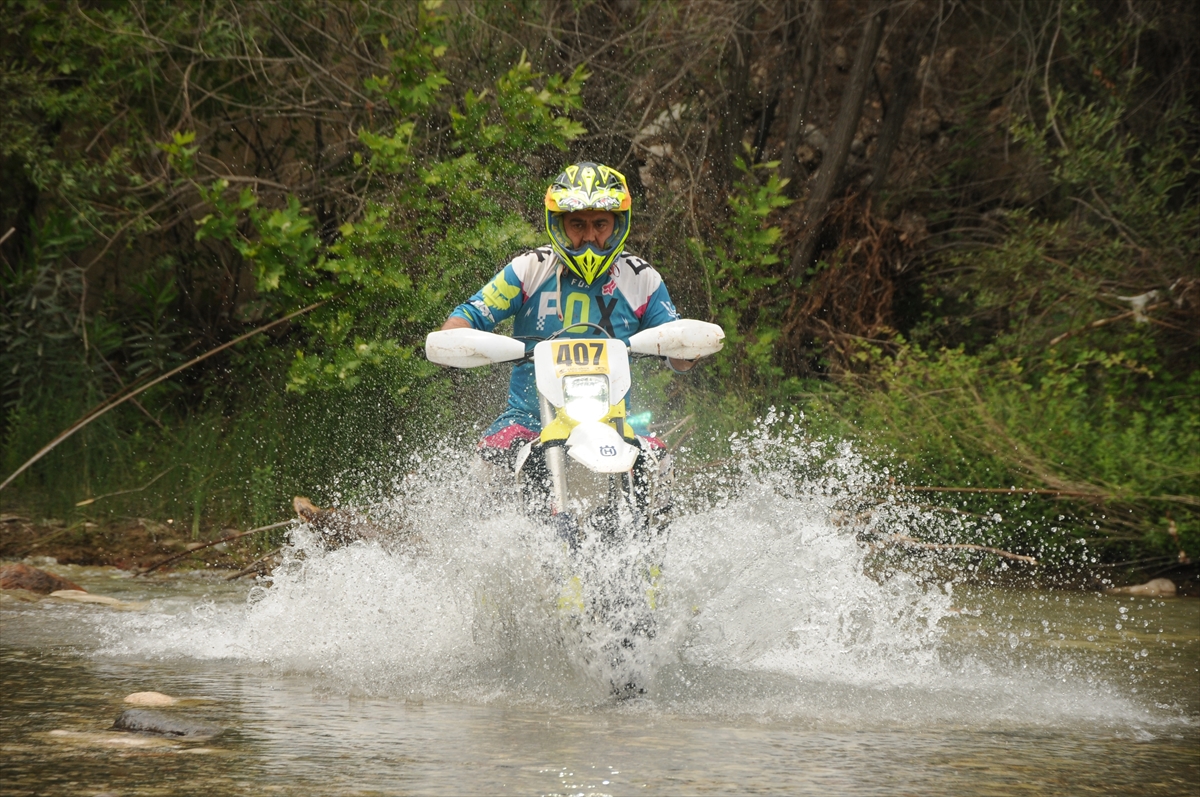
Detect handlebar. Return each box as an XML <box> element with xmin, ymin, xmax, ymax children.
<box><xmin>516</xmin><ymin>322</ymin><xmax>617</xmax><ymax>343</ymax></box>
<box><xmin>427</xmin><ymin>319</ymin><xmax>723</xmax><ymax>367</ymax></box>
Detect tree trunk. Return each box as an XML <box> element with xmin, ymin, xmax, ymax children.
<box><xmin>779</xmin><ymin>0</ymin><xmax>826</xmax><ymax>189</ymax></box>
<box><xmin>788</xmin><ymin>1</ymin><xmax>887</xmax><ymax>282</ymax></box>
<box><xmin>865</xmin><ymin>14</ymin><xmax>935</xmax><ymax>194</ymax></box>
<box><xmin>751</xmin><ymin>95</ymin><xmax>779</xmax><ymax>163</ymax></box>
<box><xmin>717</xmin><ymin>2</ymin><xmax>758</xmax><ymax>188</ymax></box>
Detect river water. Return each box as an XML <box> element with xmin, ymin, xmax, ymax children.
<box><xmin>2</xmin><ymin>432</ymin><xmax>1197</xmax><ymax>795</ymax></box>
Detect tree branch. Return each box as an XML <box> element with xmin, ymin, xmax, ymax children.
<box><xmin>1048</xmin><ymin>302</ymin><xmax>1169</xmax><ymax>346</ymax></box>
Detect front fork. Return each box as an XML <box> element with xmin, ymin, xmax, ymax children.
<box><xmin>538</xmin><ymin>393</ymin><xmax>570</xmax><ymax>516</ymax></box>
<box><xmin>538</xmin><ymin>394</ymin><xmax>655</xmax><ymax>543</ymax></box>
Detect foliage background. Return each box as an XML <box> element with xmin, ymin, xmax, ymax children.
<box><xmin>1</xmin><ymin>0</ymin><xmax>1196</xmax><ymax>579</ymax></box>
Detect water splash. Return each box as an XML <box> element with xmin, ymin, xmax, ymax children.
<box><xmin>95</xmin><ymin>415</ymin><xmax>1189</xmax><ymax>728</ymax></box>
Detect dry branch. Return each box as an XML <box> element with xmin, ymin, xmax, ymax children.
<box><xmin>892</xmin><ymin>484</ymin><xmax>1105</xmax><ymax>498</ymax></box>
<box><xmin>226</xmin><ymin>547</ymin><xmax>284</xmax><ymax>580</ymax></box>
<box><xmin>886</xmin><ymin>484</ymin><xmax>1198</xmax><ymax>507</ymax></box>
<box><xmin>137</xmin><ymin>520</ymin><xmax>294</xmax><ymax>576</ymax></box>
<box><xmin>880</xmin><ymin>534</ymin><xmax>1038</xmax><ymax>564</ymax></box>
<box><xmin>74</xmin><ymin>468</ymin><xmax>175</xmax><ymax>507</ymax></box>
<box><xmin>1048</xmin><ymin>302</ymin><xmax>1169</xmax><ymax>346</ymax></box>
<box><xmin>0</xmin><ymin>300</ymin><xmax>327</xmax><ymax>492</ymax></box>
<box><xmin>657</xmin><ymin>414</ymin><xmax>694</xmax><ymax>440</ymax></box>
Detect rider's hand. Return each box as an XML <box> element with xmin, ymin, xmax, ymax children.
<box><xmin>668</xmin><ymin>357</ymin><xmax>696</xmax><ymax>372</ymax></box>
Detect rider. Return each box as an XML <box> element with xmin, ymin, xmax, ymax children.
<box><xmin>439</xmin><ymin>161</ymin><xmax>693</xmax><ymax>465</ymax></box>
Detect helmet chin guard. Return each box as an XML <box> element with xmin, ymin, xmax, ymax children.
<box><xmin>545</xmin><ymin>162</ymin><xmax>631</xmax><ymax>284</ymax></box>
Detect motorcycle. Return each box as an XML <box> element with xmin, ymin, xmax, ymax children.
<box><xmin>425</xmin><ymin>319</ymin><xmax>724</xmax><ymax>696</ymax></box>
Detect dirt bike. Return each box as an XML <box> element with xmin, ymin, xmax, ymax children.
<box><xmin>425</xmin><ymin>319</ymin><xmax>724</xmax><ymax>696</ymax></box>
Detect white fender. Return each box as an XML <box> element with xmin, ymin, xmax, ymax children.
<box><xmin>425</xmin><ymin>328</ymin><xmax>526</xmax><ymax>368</ymax></box>
<box><xmin>628</xmin><ymin>319</ymin><xmax>725</xmax><ymax>360</ymax></box>
<box><xmin>565</xmin><ymin>421</ymin><xmax>640</xmax><ymax>473</ymax></box>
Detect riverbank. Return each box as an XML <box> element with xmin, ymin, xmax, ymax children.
<box><xmin>0</xmin><ymin>513</ymin><xmax>282</xmax><ymax>573</ymax></box>
<box><xmin>3</xmin><ymin>509</ymin><xmax>1197</xmax><ymax>596</ymax></box>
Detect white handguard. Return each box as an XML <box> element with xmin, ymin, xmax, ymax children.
<box><xmin>425</xmin><ymin>328</ymin><xmax>526</xmax><ymax>368</ymax></box>
<box><xmin>628</xmin><ymin>319</ymin><xmax>725</xmax><ymax>361</ymax></box>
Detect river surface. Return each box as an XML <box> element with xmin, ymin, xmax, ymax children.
<box><xmin>2</xmin><ymin>439</ymin><xmax>1198</xmax><ymax>795</ymax></box>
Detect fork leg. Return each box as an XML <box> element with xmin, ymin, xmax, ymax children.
<box><xmin>538</xmin><ymin>394</ymin><xmax>570</xmax><ymax>516</ymax></box>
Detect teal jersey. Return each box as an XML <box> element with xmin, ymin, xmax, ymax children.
<box><xmin>450</xmin><ymin>246</ymin><xmax>681</xmax><ymax>435</ymax></box>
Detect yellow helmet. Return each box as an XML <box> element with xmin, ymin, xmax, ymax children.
<box><xmin>544</xmin><ymin>162</ymin><xmax>631</xmax><ymax>284</ymax></box>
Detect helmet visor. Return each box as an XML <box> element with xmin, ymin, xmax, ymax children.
<box><xmin>547</xmin><ymin>209</ymin><xmax>630</xmax><ymax>284</ymax></box>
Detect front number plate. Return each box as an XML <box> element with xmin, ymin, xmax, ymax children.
<box><xmin>551</xmin><ymin>339</ymin><xmax>610</xmax><ymax>377</ymax></box>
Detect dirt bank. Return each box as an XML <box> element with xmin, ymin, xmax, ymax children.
<box><xmin>1</xmin><ymin>511</ymin><xmax>1195</xmax><ymax>595</ymax></box>
<box><xmin>0</xmin><ymin>513</ymin><xmax>282</xmax><ymax>572</ymax></box>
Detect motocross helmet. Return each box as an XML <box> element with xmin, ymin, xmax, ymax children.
<box><xmin>545</xmin><ymin>162</ymin><xmax>631</xmax><ymax>284</ymax></box>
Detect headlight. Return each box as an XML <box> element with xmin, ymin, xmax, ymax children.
<box><xmin>562</xmin><ymin>375</ymin><xmax>610</xmax><ymax>423</ymax></box>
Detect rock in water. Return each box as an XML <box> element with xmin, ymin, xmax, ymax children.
<box><xmin>1105</xmin><ymin>578</ymin><xmax>1176</xmax><ymax>597</ymax></box>
<box><xmin>48</xmin><ymin>590</ymin><xmax>146</xmax><ymax>610</ymax></box>
<box><xmin>112</xmin><ymin>709</ymin><xmax>220</xmax><ymax>738</ymax></box>
<box><xmin>124</xmin><ymin>692</ymin><xmax>177</xmax><ymax>706</ymax></box>
<box><xmin>0</xmin><ymin>563</ymin><xmax>84</xmax><ymax>594</ymax></box>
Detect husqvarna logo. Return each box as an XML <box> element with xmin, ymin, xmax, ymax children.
<box><xmin>599</xmin><ymin>445</ymin><xmax>617</xmax><ymax>457</ymax></box>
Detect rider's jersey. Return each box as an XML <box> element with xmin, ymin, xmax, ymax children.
<box><xmin>450</xmin><ymin>245</ymin><xmax>681</xmax><ymax>436</ymax></box>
